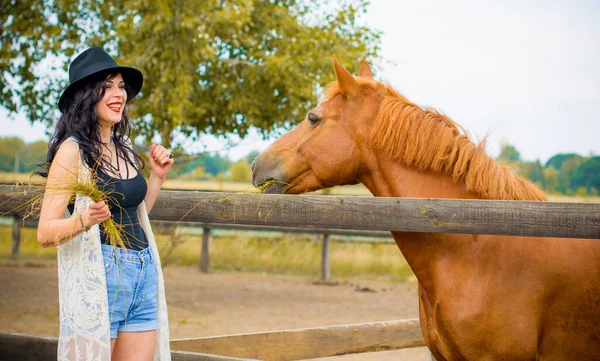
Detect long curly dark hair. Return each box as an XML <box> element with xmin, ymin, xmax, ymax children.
<box><xmin>39</xmin><ymin>71</ymin><xmax>145</xmax><ymax>177</ymax></box>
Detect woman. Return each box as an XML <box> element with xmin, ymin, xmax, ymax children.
<box><xmin>37</xmin><ymin>47</ymin><xmax>173</xmax><ymax>361</ymax></box>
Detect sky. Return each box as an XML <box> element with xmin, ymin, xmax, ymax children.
<box><xmin>2</xmin><ymin>0</ymin><xmax>599</xmax><ymax>163</ymax></box>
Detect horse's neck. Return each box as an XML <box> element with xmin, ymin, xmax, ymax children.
<box><xmin>359</xmin><ymin>158</ymin><xmax>478</xmax><ymax>296</ymax></box>
<box><xmin>359</xmin><ymin>157</ymin><xmax>476</xmax><ymax>198</ymax></box>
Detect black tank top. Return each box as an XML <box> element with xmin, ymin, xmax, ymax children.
<box><xmin>69</xmin><ymin>155</ymin><xmax>149</xmax><ymax>250</ymax></box>
<box><xmin>96</xmin><ymin>164</ymin><xmax>149</xmax><ymax>250</ymax></box>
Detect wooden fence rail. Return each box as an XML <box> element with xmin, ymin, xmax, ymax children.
<box><xmin>2</xmin><ymin>185</ymin><xmax>599</xmax><ymax>280</ymax></box>
<box><xmin>0</xmin><ymin>332</ymin><xmax>261</xmax><ymax>361</ymax></box>
<box><xmin>171</xmin><ymin>319</ymin><xmax>425</xmax><ymax>361</ymax></box>
<box><xmin>0</xmin><ymin>319</ymin><xmax>424</xmax><ymax>361</ymax></box>
<box><xmin>2</xmin><ymin>185</ymin><xmax>599</xmax><ymax>239</ymax></box>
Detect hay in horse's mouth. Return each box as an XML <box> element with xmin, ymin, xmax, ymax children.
<box><xmin>256</xmin><ymin>179</ymin><xmax>289</xmax><ymax>194</ymax></box>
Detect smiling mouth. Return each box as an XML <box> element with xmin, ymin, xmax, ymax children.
<box><xmin>107</xmin><ymin>103</ymin><xmax>122</xmax><ymax>113</ymax></box>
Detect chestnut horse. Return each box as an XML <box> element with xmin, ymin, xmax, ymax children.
<box><xmin>251</xmin><ymin>57</ymin><xmax>600</xmax><ymax>360</ymax></box>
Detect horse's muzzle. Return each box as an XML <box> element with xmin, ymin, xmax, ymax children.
<box><xmin>251</xmin><ymin>157</ymin><xmax>288</xmax><ymax>194</ymax></box>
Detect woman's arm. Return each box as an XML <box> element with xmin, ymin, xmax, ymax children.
<box><xmin>144</xmin><ymin>144</ymin><xmax>174</xmax><ymax>213</ymax></box>
<box><xmin>36</xmin><ymin>141</ymin><xmax>110</xmax><ymax>247</ymax></box>
<box><xmin>144</xmin><ymin>173</ymin><xmax>165</xmax><ymax>213</ymax></box>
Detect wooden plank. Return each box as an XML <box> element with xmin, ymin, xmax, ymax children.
<box><xmin>201</xmin><ymin>226</ymin><xmax>211</xmax><ymax>273</ymax></box>
<box><xmin>170</xmin><ymin>319</ymin><xmax>425</xmax><ymax>361</ymax></box>
<box><xmin>154</xmin><ymin>221</ymin><xmax>394</xmax><ymax>239</ymax></box>
<box><xmin>171</xmin><ymin>350</ymin><xmax>262</xmax><ymax>361</ymax></box>
<box><xmin>0</xmin><ymin>332</ymin><xmax>57</xmax><ymax>361</ymax></box>
<box><xmin>0</xmin><ymin>332</ymin><xmax>261</xmax><ymax>361</ymax></box>
<box><xmin>143</xmin><ymin>191</ymin><xmax>600</xmax><ymax>239</ymax></box>
<box><xmin>2</xmin><ymin>185</ymin><xmax>600</xmax><ymax>239</ymax></box>
<box><xmin>321</xmin><ymin>233</ymin><xmax>330</xmax><ymax>280</ymax></box>
<box><xmin>0</xmin><ymin>217</ymin><xmax>394</xmax><ymax>240</ymax></box>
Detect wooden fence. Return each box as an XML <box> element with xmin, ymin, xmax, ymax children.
<box><xmin>0</xmin><ymin>319</ymin><xmax>424</xmax><ymax>361</ymax></box>
<box><xmin>2</xmin><ymin>216</ymin><xmax>393</xmax><ymax>280</ymax></box>
<box><xmin>1</xmin><ymin>184</ymin><xmax>599</xmax><ymax>360</ymax></box>
<box><xmin>3</xmin><ymin>184</ymin><xmax>599</xmax><ymax>278</ymax></box>
<box><xmin>1</xmin><ymin>185</ymin><xmax>599</xmax><ymax>239</ymax></box>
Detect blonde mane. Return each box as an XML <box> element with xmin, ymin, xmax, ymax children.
<box><xmin>326</xmin><ymin>80</ymin><xmax>546</xmax><ymax>201</ymax></box>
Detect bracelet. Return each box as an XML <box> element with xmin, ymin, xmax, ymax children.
<box><xmin>78</xmin><ymin>212</ymin><xmax>88</xmax><ymax>231</ymax></box>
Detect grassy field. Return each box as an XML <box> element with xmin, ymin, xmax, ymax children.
<box><xmin>0</xmin><ymin>224</ymin><xmax>413</xmax><ymax>282</ymax></box>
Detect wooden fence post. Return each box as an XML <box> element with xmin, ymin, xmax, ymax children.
<box><xmin>200</xmin><ymin>226</ymin><xmax>211</xmax><ymax>273</ymax></box>
<box><xmin>321</xmin><ymin>233</ymin><xmax>330</xmax><ymax>280</ymax></box>
<box><xmin>11</xmin><ymin>215</ymin><xmax>20</xmax><ymax>259</ymax></box>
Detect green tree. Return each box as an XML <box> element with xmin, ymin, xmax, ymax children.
<box><xmin>497</xmin><ymin>143</ymin><xmax>521</xmax><ymax>162</ymax></box>
<box><xmin>545</xmin><ymin>153</ymin><xmax>579</xmax><ymax>170</ymax></box>
<box><xmin>543</xmin><ymin>166</ymin><xmax>558</xmax><ymax>194</ymax></box>
<box><xmin>22</xmin><ymin>140</ymin><xmax>48</xmax><ymax>173</ymax></box>
<box><xmin>571</xmin><ymin>156</ymin><xmax>600</xmax><ymax>192</ymax></box>
<box><xmin>515</xmin><ymin>160</ymin><xmax>544</xmax><ymax>187</ymax></box>
<box><xmin>229</xmin><ymin>160</ymin><xmax>252</xmax><ymax>182</ymax></box>
<box><xmin>558</xmin><ymin>156</ymin><xmax>584</xmax><ymax>193</ymax></box>
<box><xmin>529</xmin><ymin>160</ymin><xmax>545</xmax><ymax>187</ymax></box>
<box><xmin>0</xmin><ymin>137</ymin><xmax>26</xmax><ymax>172</ymax></box>
<box><xmin>1</xmin><ymin>0</ymin><xmax>381</xmax><ymax>147</ymax></box>
<box><xmin>202</xmin><ymin>154</ymin><xmax>232</xmax><ymax>176</ymax></box>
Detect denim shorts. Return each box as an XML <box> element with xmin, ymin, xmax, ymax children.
<box><xmin>102</xmin><ymin>244</ymin><xmax>158</xmax><ymax>338</ymax></box>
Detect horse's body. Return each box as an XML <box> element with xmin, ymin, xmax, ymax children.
<box><xmin>251</xmin><ymin>58</ymin><xmax>600</xmax><ymax>360</ymax></box>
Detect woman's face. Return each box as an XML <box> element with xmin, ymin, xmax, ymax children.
<box><xmin>97</xmin><ymin>73</ymin><xmax>127</xmax><ymax>127</ymax></box>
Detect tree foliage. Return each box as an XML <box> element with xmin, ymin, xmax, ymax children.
<box><xmin>518</xmin><ymin>160</ymin><xmax>545</xmax><ymax>188</ymax></box>
<box><xmin>571</xmin><ymin>156</ymin><xmax>600</xmax><ymax>192</ymax></box>
<box><xmin>498</xmin><ymin>143</ymin><xmax>521</xmax><ymax>162</ymax></box>
<box><xmin>229</xmin><ymin>160</ymin><xmax>252</xmax><ymax>182</ymax></box>
<box><xmin>1</xmin><ymin>0</ymin><xmax>381</xmax><ymax>147</ymax></box>
<box><xmin>172</xmin><ymin>152</ymin><xmax>232</xmax><ymax>177</ymax></box>
<box><xmin>495</xmin><ymin>143</ymin><xmax>595</xmax><ymax>196</ymax></box>
<box><xmin>0</xmin><ymin>136</ymin><xmax>46</xmax><ymax>172</ymax></box>
<box><xmin>545</xmin><ymin>153</ymin><xmax>578</xmax><ymax>170</ymax></box>
<box><xmin>543</xmin><ymin>166</ymin><xmax>558</xmax><ymax>194</ymax></box>
<box><xmin>558</xmin><ymin>156</ymin><xmax>584</xmax><ymax>193</ymax></box>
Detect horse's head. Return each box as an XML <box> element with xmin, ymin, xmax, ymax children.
<box><xmin>252</xmin><ymin>57</ymin><xmax>384</xmax><ymax>194</ymax></box>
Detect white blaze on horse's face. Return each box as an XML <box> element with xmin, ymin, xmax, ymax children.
<box><xmin>252</xmin><ymin>57</ymin><xmax>379</xmax><ymax>194</ymax></box>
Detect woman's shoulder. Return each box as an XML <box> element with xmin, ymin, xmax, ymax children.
<box><xmin>54</xmin><ymin>139</ymin><xmax>80</xmax><ymax>166</ymax></box>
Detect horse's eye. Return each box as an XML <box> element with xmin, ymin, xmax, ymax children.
<box><xmin>308</xmin><ymin>113</ymin><xmax>320</xmax><ymax>126</ymax></box>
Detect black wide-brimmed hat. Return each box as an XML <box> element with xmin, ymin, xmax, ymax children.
<box><xmin>58</xmin><ymin>46</ymin><xmax>143</xmax><ymax>112</ymax></box>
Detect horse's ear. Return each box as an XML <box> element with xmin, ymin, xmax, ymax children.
<box><xmin>333</xmin><ymin>55</ymin><xmax>361</xmax><ymax>97</ymax></box>
<box><xmin>358</xmin><ymin>60</ymin><xmax>373</xmax><ymax>79</ymax></box>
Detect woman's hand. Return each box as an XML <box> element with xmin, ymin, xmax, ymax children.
<box><xmin>82</xmin><ymin>201</ymin><xmax>111</xmax><ymax>227</ymax></box>
<box><xmin>148</xmin><ymin>144</ymin><xmax>175</xmax><ymax>180</ymax></box>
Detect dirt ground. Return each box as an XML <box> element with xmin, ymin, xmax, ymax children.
<box><xmin>0</xmin><ymin>260</ymin><xmax>430</xmax><ymax>360</ymax></box>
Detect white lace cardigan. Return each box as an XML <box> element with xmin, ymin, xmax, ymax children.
<box><xmin>56</xmin><ymin>137</ymin><xmax>171</xmax><ymax>361</ymax></box>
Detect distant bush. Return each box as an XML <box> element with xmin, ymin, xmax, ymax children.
<box><xmin>574</xmin><ymin>187</ymin><xmax>588</xmax><ymax>197</ymax></box>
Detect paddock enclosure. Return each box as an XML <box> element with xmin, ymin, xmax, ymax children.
<box><xmin>0</xmin><ymin>184</ymin><xmax>599</xmax><ymax>360</ymax></box>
